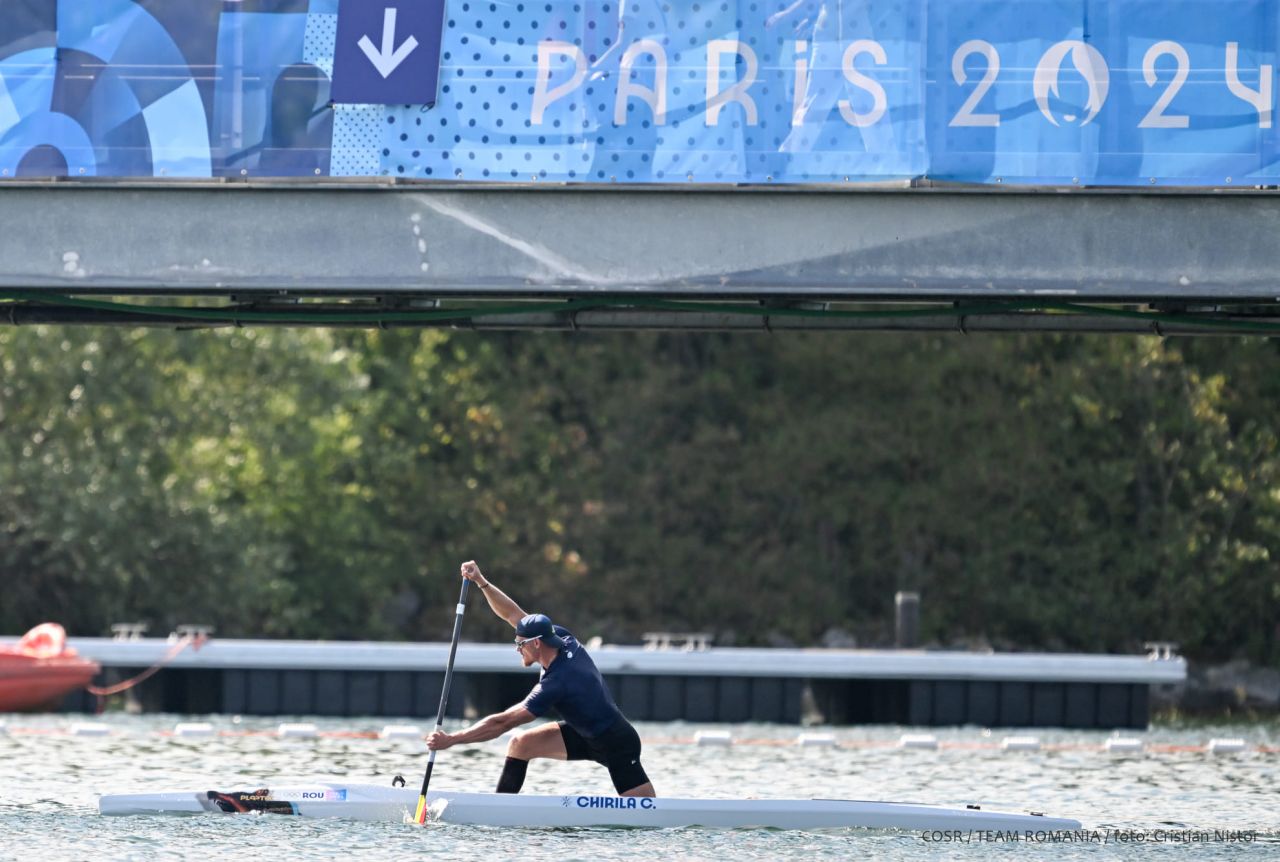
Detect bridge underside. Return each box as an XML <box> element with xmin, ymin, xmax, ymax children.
<box><xmin>3</xmin><ymin>182</ymin><xmax>1279</xmax><ymax>334</ymax></box>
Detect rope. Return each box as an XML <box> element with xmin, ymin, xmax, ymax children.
<box><xmin>86</xmin><ymin>633</ymin><xmax>206</xmax><ymax>709</ymax></box>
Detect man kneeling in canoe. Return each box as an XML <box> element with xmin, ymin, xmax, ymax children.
<box><xmin>426</xmin><ymin>561</ymin><xmax>656</xmax><ymax>798</ymax></box>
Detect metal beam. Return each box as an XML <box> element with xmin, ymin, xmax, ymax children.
<box><xmin>5</xmin><ymin>301</ymin><xmax>1279</xmax><ymax>335</ymax></box>
<box><xmin>4</xmin><ymin>181</ymin><xmax>1280</xmax><ymax>304</ymax></box>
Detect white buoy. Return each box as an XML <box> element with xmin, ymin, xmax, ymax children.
<box><xmin>1001</xmin><ymin>736</ymin><xmax>1041</xmax><ymax>752</ymax></box>
<box><xmin>899</xmin><ymin>733</ymin><xmax>938</xmax><ymax>750</ymax></box>
<box><xmin>379</xmin><ymin>724</ymin><xmax>423</xmax><ymax>740</ymax></box>
<box><xmin>1208</xmin><ymin>738</ymin><xmax>1246</xmax><ymax>754</ymax></box>
<box><xmin>70</xmin><ymin>723</ymin><xmax>110</xmax><ymax>737</ymax></box>
<box><xmin>173</xmin><ymin>722</ymin><xmax>214</xmax><ymax>738</ymax></box>
<box><xmin>694</xmin><ymin>730</ymin><xmax>733</xmax><ymax>746</ymax></box>
<box><xmin>277</xmin><ymin>722</ymin><xmax>318</xmax><ymax>738</ymax></box>
<box><xmin>1104</xmin><ymin>737</ymin><xmax>1144</xmax><ymax>753</ymax></box>
<box><xmin>796</xmin><ymin>733</ymin><xmax>836</xmax><ymax>747</ymax></box>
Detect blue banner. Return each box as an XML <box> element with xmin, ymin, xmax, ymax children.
<box><xmin>0</xmin><ymin>0</ymin><xmax>1277</xmax><ymax>184</ymax></box>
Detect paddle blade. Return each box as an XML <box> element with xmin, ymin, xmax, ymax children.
<box><xmin>414</xmin><ymin>794</ymin><xmax>428</xmax><ymax>824</ymax></box>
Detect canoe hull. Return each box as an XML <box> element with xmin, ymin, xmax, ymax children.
<box><xmin>98</xmin><ymin>783</ymin><xmax>1082</xmax><ymax>831</ymax></box>
<box><xmin>0</xmin><ymin>656</ymin><xmax>99</xmax><ymax>712</ymax></box>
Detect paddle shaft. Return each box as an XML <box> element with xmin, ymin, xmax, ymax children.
<box><xmin>414</xmin><ymin>578</ymin><xmax>471</xmax><ymax>823</ymax></box>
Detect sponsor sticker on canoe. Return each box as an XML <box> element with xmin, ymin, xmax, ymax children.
<box><xmin>206</xmin><ymin>790</ymin><xmax>298</xmax><ymax>815</ymax></box>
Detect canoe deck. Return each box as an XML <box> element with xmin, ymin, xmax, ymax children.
<box><xmin>98</xmin><ymin>783</ymin><xmax>1082</xmax><ymax>831</ymax></box>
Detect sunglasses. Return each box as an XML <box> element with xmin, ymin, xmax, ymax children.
<box><xmin>514</xmin><ymin>635</ymin><xmax>542</xmax><ymax>650</ymax></box>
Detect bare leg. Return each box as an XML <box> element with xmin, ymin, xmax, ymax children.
<box><xmin>512</xmin><ymin>724</ymin><xmax>654</xmax><ymax>797</ymax></box>
<box><xmin>496</xmin><ymin>723</ymin><xmax>570</xmax><ymax>793</ymax></box>
<box><xmin>620</xmin><ymin>781</ymin><xmax>656</xmax><ymax>798</ymax></box>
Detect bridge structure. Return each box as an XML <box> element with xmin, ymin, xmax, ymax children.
<box><xmin>0</xmin><ymin>0</ymin><xmax>1279</xmax><ymax>334</ymax></box>
<box><xmin>3</xmin><ymin>181</ymin><xmax>1280</xmax><ymax>336</ymax></box>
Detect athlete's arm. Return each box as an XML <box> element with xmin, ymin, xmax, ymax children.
<box><xmin>426</xmin><ymin>704</ymin><xmax>535</xmax><ymax>750</ymax></box>
<box><xmin>461</xmin><ymin>560</ymin><xmax>526</xmax><ymax>627</ymax></box>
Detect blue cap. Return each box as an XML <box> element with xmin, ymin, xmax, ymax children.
<box><xmin>515</xmin><ymin>614</ymin><xmax>566</xmax><ymax>650</ymax></box>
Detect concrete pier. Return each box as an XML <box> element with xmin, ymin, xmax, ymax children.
<box><xmin>37</xmin><ymin>638</ymin><xmax>1183</xmax><ymax>729</ymax></box>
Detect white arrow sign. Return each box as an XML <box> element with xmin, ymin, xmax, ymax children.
<box><xmin>357</xmin><ymin>8</ymin><xmax>419</xmax><ymax>79</ymax></box>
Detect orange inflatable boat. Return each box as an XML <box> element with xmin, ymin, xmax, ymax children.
<box><xmin>0</xmin><ymin>623</ymin><xmax>100</xmax><ymax>712</ymax></box>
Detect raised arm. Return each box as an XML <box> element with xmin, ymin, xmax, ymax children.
<box><xmin>460</xmin><ymin>560</ymin><xmax>526</xmax><ymax>628</ymax></box>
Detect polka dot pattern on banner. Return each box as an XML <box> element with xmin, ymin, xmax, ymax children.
<box><xmin>333</xmin><ymin>105</ymin><xmax>384</xmax><ymax>175</ymax></box>
<box><xmin>303</xmin><ymin>12</ymin><xmax>337</xmax><ymax>78</ymax></box>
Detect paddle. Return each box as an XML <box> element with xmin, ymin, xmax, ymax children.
<box><xmin>413</xmin><ymin>577</ymin><xmax>471</xmax><ymax>824</ymax></box>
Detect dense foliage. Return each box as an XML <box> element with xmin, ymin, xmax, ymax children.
<box><xmin>1</xmin><ymin>326</ymin><xmax>1276</xmax><ymax>662</ymax></box>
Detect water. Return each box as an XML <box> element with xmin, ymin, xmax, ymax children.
<box><xmin>1</xmin><ymin>715</ymin><xmax>1276</xmax><ymax>861</ymax></box>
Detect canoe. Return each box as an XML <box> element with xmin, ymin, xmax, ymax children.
<box><xmin>99</xmin><ymin>782</ymin><xmax>1082</xmax><ymax>831</ymax></box>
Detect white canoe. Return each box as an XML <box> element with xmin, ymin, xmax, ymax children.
<box><xmin>99</xmin><ymin>782</ymin><xmax>1082</xmax><ymax>831</ymax></box>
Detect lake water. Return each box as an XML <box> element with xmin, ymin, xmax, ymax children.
<box><xmin>1</xmin><ymin>715</ymin><xmax>1276</xmax><ymax>861</ymax></box>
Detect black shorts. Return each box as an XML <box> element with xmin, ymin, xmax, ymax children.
<box><xmin>559</xmin><ymin>718</ymin><xmax>650</xmax><ymax>794</ymax></box>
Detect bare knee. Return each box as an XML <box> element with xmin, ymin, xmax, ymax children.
<box><xmin>503</xmin><ymin>723</ymin><xmax>567</xmax><ymax>761</ymax></box>
<box><xmin>506</xmin><ymin>733</ymin><xmax>531</xmax><ymax>760</ymax></box>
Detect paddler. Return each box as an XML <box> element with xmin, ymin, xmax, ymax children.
<box><xmin>426</xmin><ymin>560</ymin><xmax>656</xmax><ymax>798</ymax></box>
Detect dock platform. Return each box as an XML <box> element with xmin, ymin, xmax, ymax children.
<box><xmin>22</xmin><ymin>637</ymin><xmax>1184</xmax><ymax>729</ymax></box>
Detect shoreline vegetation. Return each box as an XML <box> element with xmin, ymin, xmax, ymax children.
<box><xmin>2</xmin><ymin>328</ymin><xmax>1277</xmax><ymax>671</ymax></box>
<box><xmin>1153</xmin><ymin>659</ymin><xmax>1280</xmax><ymax>719</ymax></box>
